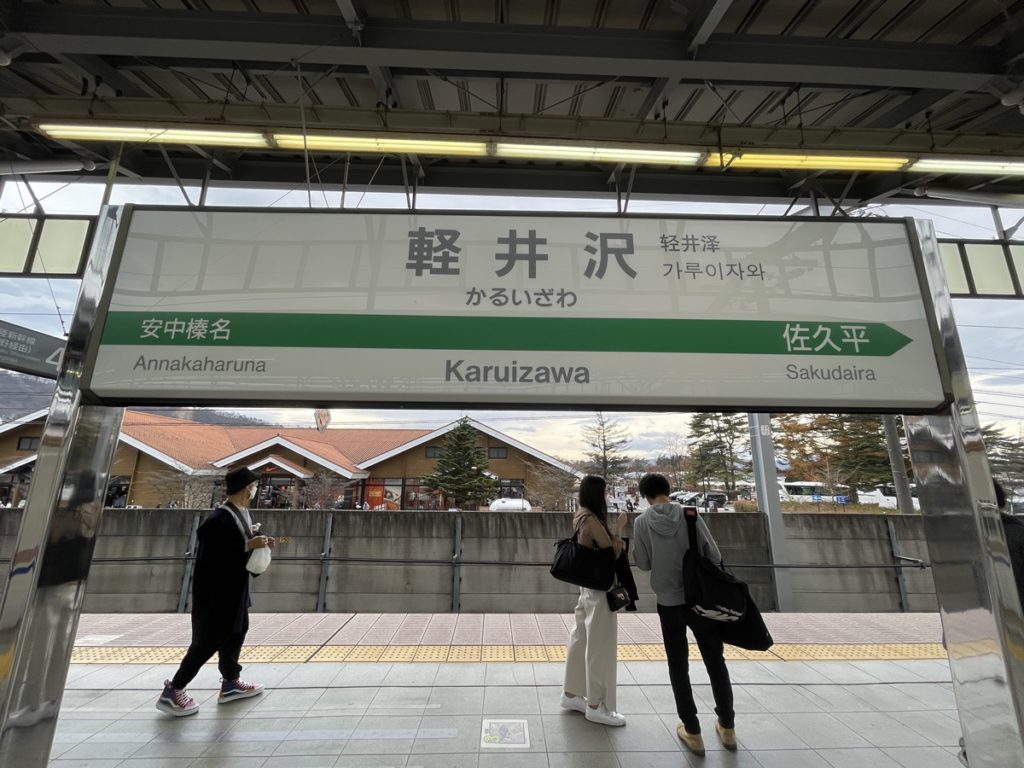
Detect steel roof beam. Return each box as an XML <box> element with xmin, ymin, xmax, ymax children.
<box><xmin>683</xmin><ymin>0</ymin><xmax>735</xmax><ymax>53</ymax></box>
<box><xmin>12</xmin><ymin>7</ymin><xmax>998</xmax><ymax>92</ymax></box>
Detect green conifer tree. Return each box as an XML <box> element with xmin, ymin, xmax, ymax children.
<box><xmin>421</xmin><ymin>418</ymin><xmax>497</xmax><ymax>508</ymax></box>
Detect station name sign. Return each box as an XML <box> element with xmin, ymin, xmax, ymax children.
<box><xmin>81</xmin><ymin>209</ymin><xmax>948</xmax><ymax>411</ymax></box>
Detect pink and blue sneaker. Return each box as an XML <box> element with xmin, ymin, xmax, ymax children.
<box><xmin>155</xmin><ymin>680</ymin><xmax>199</xmax><ymax>716</ymax></box>
<box><xmin>218</xmin><ymin>677</ymin><xmax>264</xmax><ymax>704</ymax></box>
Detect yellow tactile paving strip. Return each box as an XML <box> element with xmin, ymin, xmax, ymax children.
<box><xmin>69</xmin><ymin>643</ymin><xmax>950</xmax><ymax>663</ymax></box>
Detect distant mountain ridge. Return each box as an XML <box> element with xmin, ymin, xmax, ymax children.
<box><xmin>0</xmin><ymin>370</ymin><xmax>269</xmax><ymax>426</ymax></box>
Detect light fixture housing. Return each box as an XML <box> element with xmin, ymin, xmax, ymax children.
<box><xmin>909</xmin><ymin>158</ymin><xmax>1024</xmax><ymax>176</ymax></box>
<box><xmin>39</xmin><ymin>123</ymin><xmax>270</xmax><ymax>148</ymax></box>
<box><xmin>494</xmin><ymin>142</ymin><xmax>702</xmax><ymax>166</ymax></box>
<box><xmin>704</xmin><ymin>153</ymin><xmax>910</xmax><ymax>172</ymax></box>
<box><xmin>273</xmin><ymin>133</ymin><xmax>490</xmax><ymax>156</ymax></box>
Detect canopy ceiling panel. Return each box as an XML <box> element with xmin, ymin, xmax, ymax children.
<box><xmin>0</xmin><ymin>0</ymin><xmax>1021</xmax><ymax>203</ymax></box>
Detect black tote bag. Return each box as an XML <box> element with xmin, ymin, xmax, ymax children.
<box><xmin>551</xmin><ymin>531</ymin><xmax>616</xmax><ymax>591</ymax></box>
<box><xmin>683</xmin><ymin>507</ymin><xmax>747</xmax><ymax>622</ymax></box>
<box><xmin>715</xmin><ymin>588</ymin><xmax>774</xmax><ymax>651</ymax></box>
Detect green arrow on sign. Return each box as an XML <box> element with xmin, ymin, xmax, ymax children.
<box><xmin>100</xmin><ymin>312</ymin><xmax>914</xmax><ymax>357</ymax></box>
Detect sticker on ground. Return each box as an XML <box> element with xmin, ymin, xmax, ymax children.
<box><xmin>480</xmin><ymin>719</ymin><xmax>530</xmax><ymax>748</ymax></box>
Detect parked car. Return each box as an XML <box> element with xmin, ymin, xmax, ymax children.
<box><xmin>489</xmin><ymin>498</ymin><xmax>532</xmax><ymax>512</ymax></box>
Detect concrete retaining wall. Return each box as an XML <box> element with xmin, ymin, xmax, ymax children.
<box><xmin>0</xmin><ymin>508</ymin><xmax>936</xmax><ymax>613</ymax></box>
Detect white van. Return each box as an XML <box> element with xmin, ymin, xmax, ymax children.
<box><xmin>858</xmin><ymin>484</ymin><xmax>920</xmax><ymax>511</ymax></box>
<box><xmin>779</xmin><ymin>481</ymin><xmax>829</xmax><ymax>502</ymax></box>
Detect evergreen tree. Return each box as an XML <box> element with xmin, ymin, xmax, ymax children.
<box><xmin>772</xmin><ymin>413</ymin><xmax>829</xmax><ymax>481</ymax></box>
<box><xmin>817</xmin><ymin>414</ymin><xmax>891</xmax><ymax>502</ymax></box>
<box><xmin>687</xmin><ymin>412</ymin><xmax>749</xmax><ymax>492</ymax></box>
<box><xmin>581</xmin><ymin>412</ymin><xmax>632</xmax><ymax>482</ymax></box>
<box><xmin>421</xmin><ymin>419</ymin><xmax>497</xmax><ymax>508</ymax></box>
<box><xmin>983</xmin><ymin>424</ymin><xmax>1024</xmax><ymax>497</ymax></box>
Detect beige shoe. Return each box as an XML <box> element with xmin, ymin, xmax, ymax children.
<box><xmin>677</xmin><ymin>724</ymin><xmax>705</xmax><ymax>756</ymax></box>
<box><xmin>715</xmin><ymin>720</ymin><xmax>737</xmax><ymax>751</ymax></box>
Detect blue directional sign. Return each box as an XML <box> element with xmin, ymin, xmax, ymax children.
<box><xmin>835</xmin><ymin>495</ymin><xmax>849</xmax><ymax>505</ymax></box>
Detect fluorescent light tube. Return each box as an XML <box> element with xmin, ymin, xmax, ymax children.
<box><xmin>39</xmin><ymin>123</ymin><xmax>269</xmax><ymax>148</ymax></box>
<box><xmin>273</xmin><ymin>134</ymin><xmax>489</xmax><ymax>156</ymax></box>
<box><xmin>495</xmin><ymin>143</ymin><xmax>701</xmax><ymax>166</ymax></box>
<box><xmin>910</xmin><ymin>158</ymin><xmax>1024</xmax><ymax>176</ymax></box>
<box><xmin>705</xmin><ymin>153</ymin><xmax>909</xmax><ymax>171</ymax></box>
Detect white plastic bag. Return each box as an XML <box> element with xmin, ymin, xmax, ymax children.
<box><xmin>247</xmin><ymin>545</ymin><xmax>271</xmax><ymax>575</ymax></box>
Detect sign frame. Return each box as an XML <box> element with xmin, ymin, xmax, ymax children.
<box><xmin>78</xmin><ymin>205</ymin><xmax>954</xmax><ymax>414</ymax></box>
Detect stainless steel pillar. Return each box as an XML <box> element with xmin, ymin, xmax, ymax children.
<box><xmin>0</xmin><ymin>207</ymin><xmax>124</xmax><ymax>767</ymax></box>
<box><xmin>905</xmin><ymin>219</ymin><xmax>1024</xmax><ymax>768</ymax></box>
<box><xmin>882</xmin><ymin>414</ymin><xmax>916</xmax><ymax>515</ymax></box>
<box><xmin>748</xmin><ymin>413</ymin><xmax>795</xmax><ymax>612</ymax></box>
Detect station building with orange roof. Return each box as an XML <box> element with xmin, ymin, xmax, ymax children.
<box><xmin>0</xmin><ymin>410</ymin><xmax>579</xmax><ymax>510</ymax></box>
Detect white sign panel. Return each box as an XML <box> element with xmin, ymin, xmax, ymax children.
<box><xmin>82</xmin><ymin>209</ymin><xmax>948</xmax><ymax>411</ymax></box>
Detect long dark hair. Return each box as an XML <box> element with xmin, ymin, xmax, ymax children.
<box><xmin>578</xmin><ymin>475</ymin><xmax>608</xmax><ymax>526</ymax></box>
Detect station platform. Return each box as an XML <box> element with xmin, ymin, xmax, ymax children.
<box><xmin>51</xmin><ymin>613</ymin><xmax>963</xmax><ymax>768</ymax></box>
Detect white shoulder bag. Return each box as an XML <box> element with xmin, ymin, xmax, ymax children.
<box><xmin>223</xmin><ymin>504</ymin><xmax>272</xmax><ymax>575</ymax></box>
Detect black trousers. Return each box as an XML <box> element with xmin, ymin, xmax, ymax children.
<box><xmin>171</xmin><ymin>614</ymin><xmax>247</xmax><ymax>690</ymax></box>
<box><xmin>657</xmin><ymin>602</ymin><xmax>735</xmax><ymax>733</ymax></box>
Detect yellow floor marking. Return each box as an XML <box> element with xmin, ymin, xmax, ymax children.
<box><xmin>481</xmin><ymin>645</ymin><xmax>515</xmax><ymax>662</ymax></box>
<box><xmin>239</xmin><ymin>645</ymin><xmax>289</xmax><ymax>662</ymax></box>
<box><xmin>514</xmin><ymin>646</ymin><xmax>549</xmax><ymax>662</ymax></box>
<box><xmin>637</xmin><ymin>644</ymin><xmax>667</xmax><ymax>661</ymax></box>
<box><xmin>447</xmin><ymin>646</ymin><xmax>482</xmax><ymax>662</ymax></box>
<box><xmin>544</xmin><ymin>645</ymin><xmax>567</xmax><ymax>662</ymax></box>
<box><xmin>131</xmin><ymin>647</ymin><xmax>189</xmax><ymax>664</ymax></box>
<box><xmin>310</xmin><ymin>646</ymin><xmax>354</xmax><ymax>662</ymax></box>
<box><xmin>343</xmin><ymin>645</ymin><xmax>386</xmax><ymax>662</ymax></box>
<box><xmin>275</xmin><ymin>646</ymin><xmax>319</xmax><ymax>662</ymax></box>
<box><xmin>413</xmin><ymin>645</ymin><xmax>450</xmax><ymax>662</ymax></box>
<box><xmin>68</xmin><ymin>642</ymin><xmax>949</xmax><ymax>664</ymax></box>
<box><xmin>379</xmin><ymin>646</ymin><xmax>417</xmax><ymax>662</ymax></box>
<box><xmin>737</xmin><ymin>650</ymin><xmax>778</xmax><ymax>661</ymax></box>
<box><xmin>616</xmin><ymin>644</ymin><xmax>648</xmax><ymax>661</ymax></box>
<box><xmin>70</xmin><ymin>647</ymin><xmax>148</xmax><ymax>664</ymax></box>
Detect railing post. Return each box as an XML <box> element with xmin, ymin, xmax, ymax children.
<box><xmin>176</xmin><ymin>511</ymin><xmax>200</xmax><ymax>614</ymax></box>
<box><xmin>884</xmin><ymin>515</ymin><xmax>910</xmax><ymax>612</ymax></box>
<box><xmin>451</xmin><ymin>515</ymin><xmax>463</xmax><ymax>613</ymax></box>
<box><xmin>316</xmin><ymin>511</ymin><xmax>334</xmax><ymax>613</ymax></box>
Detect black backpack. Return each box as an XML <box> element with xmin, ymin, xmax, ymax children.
<box><xmin>683</xmin><ymin>507</ymin><xmax>747</xmax><ymax>622</ymax></box>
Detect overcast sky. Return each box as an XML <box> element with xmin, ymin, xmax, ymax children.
<box><xmin>1</xmin><ymin>181</ymin><xmax>1021</xmax><ymax>461</ymax></box>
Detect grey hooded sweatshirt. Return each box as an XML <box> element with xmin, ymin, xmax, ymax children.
<box><xmin>632</xmin><ymin>502</ymin><xmax>722</xmax><ymax>607</ymax></box>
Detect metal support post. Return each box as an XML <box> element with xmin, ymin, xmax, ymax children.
<box><xmin>748</xmin><ymin>413</ymin><xmax>795</xmax><ymax>611</ymax></box>
<box><xmin>0</xmin><ymin>207</ymin><xmax>125</xmax><ymax>767</ymax></box>
<box><xmin>883</xmin><ymin>415</ymin><xmax>916</xmax><ymax>514</ymax></box>
<box><xmin>904</xmin><ymin>219</ymin><xmax>1024</xmax><ymax>768</ymax></box>
<box><xmin>884</xmin><ymin>516</ymin><xmax>910</xmax><ymax>612</ymax></box>
<box><xmin>176</xmin><ymin>511</ymin><xmax>200</xmax><ymax>613</ymax></box>
<box><xmin>316</xmin><ymin>512</ymin><xmax>334</xmax><ymax>613</ymax></box>
<box><xmin>451</xmin><ymin>515</ymin><xmax>463</xmax><ymax>613</ymax></box>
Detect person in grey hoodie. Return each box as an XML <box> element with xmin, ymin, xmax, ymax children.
<box><xmin>634</xmin><ymin>473</ymin><xmax>736</xmax><ymax>757</ymax></box>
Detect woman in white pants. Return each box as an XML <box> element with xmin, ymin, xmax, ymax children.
<box><xmin>561</xmin><ymin>475</ymin><xmax>628</xmax><ymax>726</ymax></box>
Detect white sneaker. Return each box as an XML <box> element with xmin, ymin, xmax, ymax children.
<box><xmin>585</xmin><ymin>702</ymin><xmax>626</xmax><ymax>727</ymax></box>
<box><xmin>560</xmin><ymin>693</ymin><xmax>587</xmax><ymax>713</ymax></box>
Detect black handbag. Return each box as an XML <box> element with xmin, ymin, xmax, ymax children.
<box><xmin>606</xmin><ymin>585</ymin><xmax>631</xmax><ymax>612</ymax></box>
<box><xmin>551</xmin><ymin>529</ymin><xmax>616</xmax><ymax>591</ymax></box>
<box><xmin>683</xmin><ymin>507</ymin><xmax>747</xmax><ymax>622</ymax></box>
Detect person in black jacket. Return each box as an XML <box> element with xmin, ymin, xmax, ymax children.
<box><xmin>156</xmin><ymin>466</ymin><xmax>274</xmax><ymax>716</ymax></box>
<box><xmin>998</xmin><ymin>481</ymin><xmax>1024</xmax><ymax>613</ymax></box>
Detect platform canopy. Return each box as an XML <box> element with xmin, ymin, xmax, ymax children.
<box><xmin>1</xmin><ymin>0</ymin><xmax>1023</xmax><ymax>205</ymax></box>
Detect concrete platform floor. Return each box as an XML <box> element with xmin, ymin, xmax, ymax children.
<box><xmin>43</xmin><ymin>613</ymin><xmax>966</xmax><ymax>768</ymax></box>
